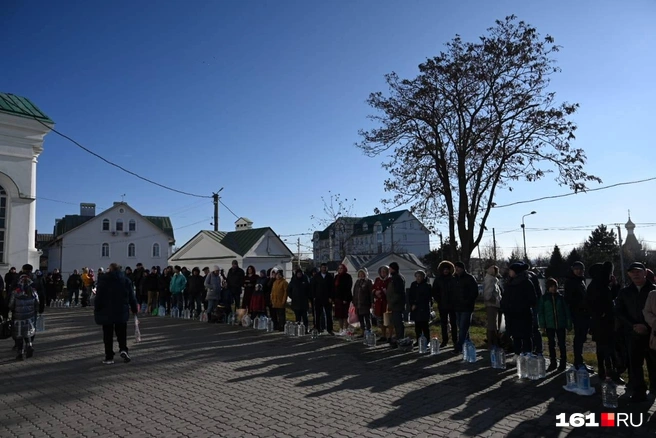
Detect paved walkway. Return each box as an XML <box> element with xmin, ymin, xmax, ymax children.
<box><xmin>1</xmin><ymin>309</ymin><xmax>655</xmax><ymax>438</ymax></box>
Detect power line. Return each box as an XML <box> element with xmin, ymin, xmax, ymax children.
<box><xmin>219</xmin><ymin>200</ymin><xmax>239</xmax><ymax>219</ymax></box>
<box><xmin>33</xmin><ymin>118</ymin><xmax>212</xmax><ymax>199</ymax></box>
<box><xmin>493</xmin><ymin>176</ymin><xmax>656</xmax><ymax>209</ymax></box>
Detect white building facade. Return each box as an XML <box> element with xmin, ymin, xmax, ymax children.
<box><xmin>312</xmin><ymin>210</ymin><xmax>431</xmax><ymax>263</ymax></box>
<box><xmin>0</xmin><ymin>92</ymin><xmax>53</xmax><ymax>270</ymax></box>
<box><xmin>47</xmin><ymin>202</ymin><xmax>174</xmax><ymax>275</ymax></box>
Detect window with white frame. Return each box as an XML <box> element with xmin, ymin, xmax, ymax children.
<box><xmin>128</xmin><ymin>219</ymin><xmax>136</xmax><ymax>232</ymax></box>
<box><xmin>116</xmin><ymin>219</ymin><xmax>124</xmax><ymax>231</ymax></box>
<box><xmin>101</xmin><ymin>243</ymin><xmax>110</xmax><ymax>257</ymax></box>
<box><xmin>102</xmin><ymin>218</ymin><xmax>110</xmax><ymax>231</ymax></box>
<box><xmin>152</xmin><ymin>243</ymin><xmax>160</xmax><ymax>258</ymax></box>
<box><xmin>128</xmin><ymin>243</ymin><xmax>136</xmax><ymax>257</ymax></box>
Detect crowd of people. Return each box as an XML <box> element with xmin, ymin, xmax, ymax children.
<box><xmin>3</xmin><ymin>257</ymin><xmax>656</xmax><ymax>405</ymax></box>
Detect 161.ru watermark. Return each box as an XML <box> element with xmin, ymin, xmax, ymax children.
<box><xmin>556</xmin><ymin>412</ymin><xmax>644</xmax><ymax>428</ymax></box>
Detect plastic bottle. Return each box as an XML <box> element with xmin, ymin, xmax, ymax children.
<box><xmin>430</xmin><ymin>337</ymin><xmax>440</xmax><ymax>356</ymax></box>
<box><xmin>463</xmin><ymin>342</ymin><xmax>470</xmax><ymax>362</ymax></box>
<box><xmin>576</xmin><ymin>366</ymin><xmax>590</xmax><ymax>391</ymax></box>
<box><xmin>266</xmin><ymin>318</ymin><xmax>274</xmax><ymax>332</ymax></box>
<box><xmin>496</xmin><ymin>347</ymin><xmax>506</xmax><ymax>370</ymax></box>
<box><xmin>490</xmin><ymin>346</ymin><xmax>498</xmax><ymax>368</ymax></box>
<box><xmin>527</xmin><ymin>354</ymin><xmax>539</xmax><ymax>380</ymax></box>
<box><xmin>159</xmin><ymin>306</ymin><xmax>166</xmax><ymax>317</ymax></box>
<box><xmin>464</xmin><ymin>340</ymin><xmax>476</xmax><ymax>363</ymax></box>
<box><xmin>298</xmin><ymin>322</ymin><xmax>306</xmax><ymax>337</ymax></box>
<box><xmin>36</xmin><ymin>315</ymin><xmax>45</xmax><ymax>332</ymax></box>
<box><xmin>516</xmin><ymin>353</ymin><xmax>526</xmax><ymax>378</ymax></box>
<box><xmin>418</xmin><ymin>333</ymin><xmax>428</xmax><ymax>354</ymax></box>
<box><xmin>537</xmin><ymin>354</ymin><xmax>546</xmax><ymax>379</ymax></box>
<box><xmin>565</xmin><ymin>365</ymin><xmax>577</xmax><ymax>389</ymax></box>
<box><xmin>310</xmin><ymin>328</ymin><xmax>319</xmax><ymax>339</ymax></box>
<box><xmin>601</xmin><ymin>378</ymin><xmax>618</xmax><ymax>408</ymax></box>
<box><xmin>253</xmin><ymin>316</ymin><xmax>260</xmax><ymax>329</ymax></box>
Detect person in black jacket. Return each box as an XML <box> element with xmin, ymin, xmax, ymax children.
<box><xmin>334</xmin><ymin>264</ymin><xmax>353</xmax><ymax>335</ymax></box>
<box><xmin>432</xmin><ymin>261</ymin><xmax>457</xmax><ymax>349</ymax></box>
<box><xmin>311</xmin><ymin>263</ymin><xmax>335</xmax><ymax>335</ymax></box>
<box><xmin>66</xmin><ymin>270</ymin><xmax>83</xmax><ymax>306</ymax></box>
<box><xmin>501</xmin><ymin>263</ymin><xmax>536</xmax><ymax>355</ymax></box>
<box><xmin>387</xmin><ymin>262</ymin><xmax>407</xmax><ymax>345</ymax></box>
<box><xmin>409</xmin><ymin>270</ymin><xmax>432</xmax><ymax>345</ymax></box>
<box><xmin>142</xmin><ymin>266</ymin><xmax>160</xmax><ymax>314</ymax></box>
<box><xmin>288</xmin><ymin>269</ymin><xmax>310</xmax><ymax>327</ymax></box>
<box><xmin>563</xmin><ymin>261</ymin><xmax>592</xmax><ymax>371</ymax></box>
<box><xmin>615</xmin><ymin>262</ymin><xmax>656</xmax><ymax>403</ymax></box>
<box><xmin>452</xmin><ymin>262</ymin><xmax>479</xmax><ymax>354</ymax></box>
<box><xmin>227</xmin><ymin>260</ymin><xmax>245</xmax><ymax>312</ymax></box>
<box><xmin>187</xmin><ymin>267</ymin><xmax>205</xmax><ymax>317</ymax></box>
<box><xmin>526</xmin><ymin>267</ymin><xmax>544</xmax><ymax>354</ymax></box>
<box><xmin>586</xmin><ymin>261</ymin><xmax>622</xmax><ymax>383</ymax></box>
<box><xmin>94</xmin><ymin>263</ymin><xmax>138</xmax><ymax>365</ymax></box>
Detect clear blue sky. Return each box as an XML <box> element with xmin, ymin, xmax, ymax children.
<box><xmin>2</xmin><ymin>0</ymin><xmax>655</xmax><ymax>260</ymax></box>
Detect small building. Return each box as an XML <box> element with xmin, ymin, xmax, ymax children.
<box><xmin>169</xmin><ymin>221</ymin><xmax>293</xmax><ymax>277</ymax></box>
<box><xmin>341</xmin><ymin>252</ymin><xmax>427</xmax><ymax>284</ymax></box>
<box><xmin>46</xmin><ymin>202</ymin><xmax>174</xmax><ymax>275</ymax></box>
<box><xmin>312</xmin><ymin>210</ymin><xmax>431</xmax><ymax>264</ymax></box>
<box><xmin>0</xmin><ymin>92</ymin><xmax>54</xmax><ymax>269</ymax></box>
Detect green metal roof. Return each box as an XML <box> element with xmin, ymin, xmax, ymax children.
<box><xmin>202</xmin><ymin>228</ymin><xmax>270</xmax><ymax>256</ymax></box>
<box><xmin>54</xmin><ymin>215</ymin><xmax>94</xmax><ymax>237</ymax></box>
<box><xmin>351</xmin><ymin>210</ymin><xmax>406</xmax><ymax>236</ymax></box>
<box><xmin>0</xmin><ymin>92</ymin><xmax>53</xmax><ymax>123</ymax></box>
<box><xmin>144</xmin><ymin>216</ymin><xmax>175</xmax><ymax>240</ymax></box>
<box><xmin>316</xmin><ymin>217</ymin><xmax>359</xmax><ymax>240</ymax></box>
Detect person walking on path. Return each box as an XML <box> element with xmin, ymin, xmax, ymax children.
<box><xmin>94</xmin><ymin>263</ymin><xmax>138</xmax><ymax>364</ymax></box>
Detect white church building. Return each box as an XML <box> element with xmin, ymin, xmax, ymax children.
<box><xmin>0</xmin><ymin>92</ymin><xmax>53</xmax><ymax>270</ymax></box>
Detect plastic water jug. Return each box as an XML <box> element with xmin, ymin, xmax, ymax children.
<box><xmin>576</xmin><ymin>366</ymin><xmax>590</xmax><ymax>391</ymax></box>
<box><xmin>468</xmin><ymin>341</ymin><xmax>477</xmax><ymax>363</ymax></box>
<box><xmin>517</xmin><ymin>353</ymin><xmax>526</xmax><ymax>378</ymax></box>
<box><xmin>297</xmin><ymin>323</ymin><xmax>306</xmax><ymax>337</ymax></box>
<box><xmin>496</xmin><ymin>347</ymin><xmax>506</xmax><ymax>370</ymax></box>
<box><xmin>364</xmin><ymin>330</ymin><xmax>375</xmax><ymax>347</ymax></box>
<box><xmin>259</xmin><ymin>316</ymin><xmax>268</xmax><ymax>330</ymax></box>
<box><xmin>36</xmin><ymin>315</ymin><xmax>45</xmax><ymax>332</ymax></box>
<box><xmin>159</xmin><ymin>306</ymin><xmax>166</xmax><ymax>317</ymax></box>
<box><xmin>527</xmin><ymin>354</ymin><xmax>539</xmax><ymax>380</ymax></box>
<box><xmin>537</xmin><ymin>354</ymin><xmax>546</xmax><ymax>378</ymax></box>
<box><xmin>490</xmin><ymin>346</ymin><xmax>498</xmax><ymax>368</ymax></box>
<box><xmin>430</xmin><ymin>337</ymin><xmax>440</xmax><ymax>356</ymax></box>
<box><xmin>242</xmin><ymin>314</ymin><xmax>251</xmax><ymax>328</ymax></box>
<box><xmin>601</xmin><ymin>378</ymin><xmax>618</xmax><ymax>408</ymax></box>
<box><xmin>267</xmin><ymin>318</ymin><xmax>274</xmax><ymax>332</ymax></box>
<box><xmin>565</xmin><ymin>366</ymin><xmax>577</xmax><ymax>389</ymax></box>
<box><xmin>418</xmin><ymin>333</ymin><xmax>428</xmax><ymax>354</ymax></box>
<box><xmin>310</xmin><ymin>328</ymin><xmax>319</xmax><ymax>339</ymax></box>
<box><xmin>253</xmin><ymin>316</ymin><xmax>260</xmax><ymax>329</ymax></box>
<box><xmin>463</xmin><ymin>342</ymin><xmax>470</xmax><ymax>362</ymax></box>
<box><xmin>172</xmin><ymin>308</ymin><xmax>179</xmax><ymax>318</ymax></box>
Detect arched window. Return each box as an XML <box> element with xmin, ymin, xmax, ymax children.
<box><xmin>102</xmin><ymin>218</ymin><xmax>110</xmax><ymax>231</ymax></box>
<box><xmin>116</xmin><ymin>219</ymin><xmax>123</xmax><ymax>231</ymax></box>
<box><xmin>152</xmin><ymin>243</ymin><xmax>160</xmax><ymax>258</ymax></box>
<box><xmin>0</xmin><ymin>186</ymin><xmax>7</xmax><ymax>263</ymax></box>
<box><xmin>128</xmin><ymin>219</ymin><xmax>136</xmax><ymax>232</ymax></box>
<box><xmin>128</xmin><ymin>243</ymin><xmax>136</xmax><ymax>257</ymax></box>
<box><xmin>101</xmin><ymin>243</ymin><xmax>110</xmax><ymax>258</ymax></box>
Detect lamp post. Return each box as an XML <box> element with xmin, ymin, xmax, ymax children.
<box><xmin>521</xmin><ymin>211</ymin><xmax>537</xmax><ymax>262</ymax></box>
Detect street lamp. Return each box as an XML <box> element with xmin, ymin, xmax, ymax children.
<box><xmin>521</xmin><ymin>211</ymin><xmax>537</xmax><ymax>262</ymax></box>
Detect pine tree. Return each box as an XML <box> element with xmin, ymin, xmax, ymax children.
<box><xmin>565</xmin><ymin>247</ymin><xmax>584</xmax><ymax>272</ymax></box>
<box><xmin>583</xmin><ymin>224</ymin><xmax>618</xmax><ymax>266</ymax></box>
<box><xmin>545</xmin><ymin>245</ymin><xmax>565</xmax><ymax>279</ymax></box>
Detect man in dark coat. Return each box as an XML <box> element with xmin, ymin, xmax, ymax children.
<box><xmin>432</xmin><ymin>261</ymin><xmax>457</xmax><ymax>349</ymax></box>
<box><xmin>94</xmin><ymin>263</ymin><xmax>138</xmax><ymax>364</ymax></box>
<box><xmin>563</xmin><ymin>261</ymin><xmax>592</xmax><ymax>372</ymax></box>
<box><xmin>66</xmin><ymin>269</ymin><xmax>83</xmax><ymax>306</ymax></box>
<box><xmin>615</xmin><ymin>262</ymin><xmax>656</xmax><ymax>402</ymax></box>
<box><xmin>310</xmin><ymin>263</ymin><xmax>335</xmax><ymax>335</ymax></box>
<box><xmin>387</xmin><ymin>262</ymin><xmax>407</xmax><ymax>345</ymax></box>
<box><xmin>501</xmin><ymin>262</ymin><xmax>536</xmax><ymax>355</ymax></box>
<box><xmin>452</xmin><ymin>261</ymin><xmax>479</xmax><ymax>354</ymax></box>
<box><xmin>227</xmin><ymin>260</ymin><xmax>245</xmax><ymax>312</ymax></box>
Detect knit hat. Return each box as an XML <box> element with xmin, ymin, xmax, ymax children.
<box><xmin>509</xmin><ymin>262</ymin><xmax>527</xmax><ymax>274</ymax></box>
<box><xmin>545</xmin><ymin>278</ymin><xmax>558</xmax><ymax>290</ymax></box>
<box><xmin>213</xmin><ymin>265</ymin><xmax>220</xmax><ymax>272</ymax></box>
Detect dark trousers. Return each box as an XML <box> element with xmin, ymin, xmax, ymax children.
<box><xmin>596</xmin><ymin>342</ymin><xmax>617</xmax><ymax>379</ymax></box>
<box><xmin>102</xmin><ymin>323</ymin><xmax>127</xmax><ymax>360</ymax></box>
<box><xmin>546</xmin><ymin>328</ymin><xmax>567</xmax><ymax>362</ymax></box>
<box><xmin>294</xmin><ymin>310</ymin><xmax>309</xmax><ymax>327</ymax></box>
<box><xmin>171</xmin><ymin>294</ymin><xmax>183</xmax><ymax>311</ymax></box>
<box><xmin>188</xmin><ymin>295</ymin><xmax>202</xmax><ymax>315</ymax></box>
<box><xmin>414</xmin><ymin>321</ymin><xmax>430</xmax><ymax>340</ymax></box>
<box><xmin>531</xmin><ymin>307</ymin><xmax>543</xmax><ymax>354</ymax></box>
<box><xmin>391</xmin><ymin>310</ymin><xmax>404</xmax><ymax>340</ymax></box>
<box><xmin>627</xmin><ymin>334</ymin><xmax>656</xmax><ymax>394</ymax></box>
<box><xmin>513</xmin><ymin>336</ymin><xmax>533</xmax><ymax>355</ymax></box>
<box><xmin>456</xmin><ymin>311</ymin><xmax>472</xmax><ymax>352</ymax></box>
<box><xmin>358</xmin><ymin>313</ymin><xmax>372</xmax><ymax>331</ymax></box>
<box><xmin>68</xmin><ymin>289</ymin><xmax>80</xmax><ymax>305</ymax></box>
<box><xmin>572</xmin><ymin>313</ymin><xmax>590</xmax><ymax>367</ymax></box>
<box><xmin>232</xmin><ymin>288</ymin><xmax>242</xmax><ymax>310</ymax></box>
<box><xmin>314</xmin><ymin>300</ymin><xmax>333</xmax><ymax>333</ymax></box>
<box><xmin>272</xmin><ymin>308</ymin><xmax>285</xmax><ymax>330</ymax></box>
<box><xmin>439</xmin><ymin>308</ymin><xmax>457</xmax><ymax>344</ymax></box>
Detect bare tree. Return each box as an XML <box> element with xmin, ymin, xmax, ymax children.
<box><xmin>356</xmin><ymin>16</ymin><xmax>601</xmax><ymax>267</ymax></box>
<box><xmin>310</xmin><ymin>191</ymin><xmax>358</xmax><ymax>261</ymax></box>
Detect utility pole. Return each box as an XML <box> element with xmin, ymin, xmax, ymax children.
<box><xmin>617</xmin><ymin>225</ymin><xmax>626</xmax><ymax>287</ymax></box>
<box><xmin>212</xmin><ymin>187</ymin><xmax>224</xmax><ymax>232</ymax></box>
<box><xmin>492</xmin><ymin>228</ymin><xmax>497</xmax><ymax>263</ymax></box>
<box><xmin>438</xmin><ymin>232</ymin><xmax>444</xmax><ymax>261</ymax></box>
<box><xmin>297</xmin><ymin>237</ymin><xmax>301</xmax><ymax>269</ymax></box>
